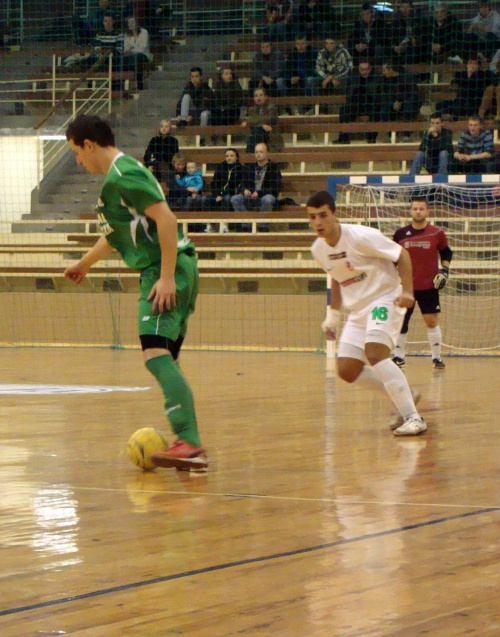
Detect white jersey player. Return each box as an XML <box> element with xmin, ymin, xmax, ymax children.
<box><xmin>308</xmin><ymin>190</ymin><xmax>426</xmax><ymax>436</ymax></box>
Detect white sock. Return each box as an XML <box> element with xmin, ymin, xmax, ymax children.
<box><xmin>427</xmin><ymin>326</ymin><xmax>442</xmax><ymax>359</ymax></box>
<box><xmin>353</xmin><ymin>365</ymin><xmax>387</xmax><ymax>396</ymax></box>
<box><xmin>393</xmin><ymin>333</ymin><xmax>407</xmax><ymax>359</ymax></box>
<box><xmin>372</xmin><ymin>358</ymin><xmax>420</xmax><ymax>420</ymax></box>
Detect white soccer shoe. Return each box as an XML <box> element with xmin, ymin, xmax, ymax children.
<box><xmin>389</xmin><ymin>389</ymin><xmax>422</xmax><ymax>430</ymax></box>
<box><xmin>393</xmin><ymin>417</ymin><xmax>427</xmax><ymax>437</ymax></box>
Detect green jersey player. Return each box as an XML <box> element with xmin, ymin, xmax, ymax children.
<box><xmin>64</xmin><ymin>114</ymin><xmax>207</xmax><ymax>471</ymax></box>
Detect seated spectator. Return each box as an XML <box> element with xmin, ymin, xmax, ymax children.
<box><xmin>124</xmin><ymin>0</ymin><xmax>168</xmax><ymax>40</ymax></box>
<box><xmin>348</xmin><ymin>3</ymin><xmax>389</xmax><ymax>65</ymax></box>
<box><xmin>176</xmin><ymin>160</ymin><xmax>203</xmax><ymax>212</ymax></box>
<box><xmin>436</xmin><ymin>54</ymin><xmax>493</xmax><ymax>119</ymax></box>
<box><xmin>409</xmin><ymin>113</ymin><xmax>454</xmax><ymax>176</ymax></box>
<box><xmin>335</xmin><ymin>59</ymin><xmax>379</xmax><ymax>144</ymax></box>
<box><xmin>122</xmin><ymin>16</ymin><xmax>152</xmax><ymax>91</ymax></box>
<box><xmin>176</xmin><ymin>66</ymin><xmax>213</xmax><ymax>128</ymax></box>
<box><xmin>480</xmin><ymin>56</ymin><xmax>500</xmax><ymax>120</ymax></box>
<box><xmin>314</xmin><ymin>34</ymin><xmax>352</xmax><ymax>95</ymax></box>
<box><xmin>284</xmin><ymin>33</ymin><xmax>318</xmax><ymax>99</ymax></box>
<box><xmin>388</xmin><ymin>0</ymin><xmax>431</xmax><ymax>64</ymax></box>
<box><xmin>163</xmin><ymin>152</ymin><xmax>188</xmax><ymax>210</ymax></box>
<box><xmin>211</xmin><ymin>66</ymin><xmax>245</xmax><ymax>126</ymax></box>
<box><xmin>296</xmin><ymin>0</ymin><xmax>341</xmax><ymax>39</ymax></box>
<box><xmin>266</xmin><ymin>0</ymin><xmax>294</xmax><ymax>41</ymax></box>
<box><xmin>230</xmin><ymin>142</ymin><xmax>282</xmax><ymax>227</ymax></box>
<box><xmin>452</xmin><ymin>115</ymin><xmax>495</xmax><ymax>173</ymax></box>
<box><xmin>143</xmin><ymin>119</ymin><xmax>179</xmax><ymax>182</ymax></box>
<box><xmin>202</xmin><ymin>148</ymin><xmax>243</xmax><ymax>212</ymax></box>
<box><xmin>379</xmin><ymin>61</ymin><xmax>421</xmax><ymax>134</ymax></box>
<box><xmin>202</xmin><ymin>148</ymin><xmax>243</xmax><ymax>232</ymax></box>
<box><xmin>248</xmin><ymin>38</ymin><xmax>286</xmax><ymax>97</ymax></box>
<box><xmin>241</xmin><ymin>87</ymin><xmax>284</xmax><ymax>153</ymax></box>
<box><xmin>466</xmin><ymin>0</ymin><xmax>500</xmax><ymax>60</ymax></box>
<box><xmin>431</xmin><ymin>3</ymin><xmax>463</xmax><ymax>61</ymax></box>
<box><xmin>72</xmin><ymin>0</ymin><xmax>118</xmax><ymax>45</ymax></box>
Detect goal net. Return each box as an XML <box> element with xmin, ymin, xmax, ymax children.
<box><xmin>334</xmin><ymin>180</ymin><xmax>500</xmax><ymax>356</ymax></box>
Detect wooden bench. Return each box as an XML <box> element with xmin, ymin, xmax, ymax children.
<box><xmin>175</xmin><ymin>120</ymin><xmax>484</xmax><ymax>149</ymax></box>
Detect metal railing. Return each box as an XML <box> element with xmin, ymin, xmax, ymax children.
<box><xmin>32</xmin><ymin>54</ymin><xmax>113</xmax><ymax>190</ymax></box>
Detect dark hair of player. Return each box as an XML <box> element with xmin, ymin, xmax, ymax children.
<box><xmin>307</xmin><ymin>190</ymin><xmax>336</xmax><ymax>211</ymax></box>
<box><xmin>411</xmin><ymin>196</ymin><xmax>429</xmax><ymax>205</ymax></box>
<box><xmin>66</xmin><ymin>114</ymin><xmax>115</xmax><ymax>147</ymax></box>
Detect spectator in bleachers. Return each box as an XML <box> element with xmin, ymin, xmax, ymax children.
<box><xmin>202</xmin><ymin>149</ymin><xmax>243</xmax><ymax>233</ymax></box>
<box><xmin>122</xmin><ymin>15</ymin><xmax>152</xmax><ymax>91</ymax></box>
<box><xmin>378</xmin><ymin>60</ymin><xmax>421</xmax><ymax>138</ymax></box>
<box><xmin>435</xmin><ymin>54</ymin><xmax>493</xmax><ymax>119</ymax></box>
<box><xmin>241</xmin><ymin>87</ymin><xmax>284</xmax><ymax>153</ymax></box>
<box><xmin>452</xmin><ymin>115</ymin><xmax>495</xmax><ymax>173</ymax></box>
<box><xmin>176</xmin><ymin>67</ymin><xmax>213</xmax><ymax>128</ymax></box>
<box><xmin>143</xmin><ymin>119</ymin><xmax>179</xmax><ymax>182</ymax></box>
<box><xmin>176</xmin><ymin>160</ymin><xmax>203</xmax><ymax>212</ymax></box>
<box><xmin>335</xmin><ymin>59</ymin><xmax>379</xmax><ymax>144</ymax></box>
<box><xmin>93</xmin><ymin>14</ymin><xmax>124</xmax><ymax>71</ymax></box>
<box><xmin>466</xmin><ymin>1</ymin><xmax>500</xmax><ymax>60</ymax></box>
<box><xmin>480</xmin><ymin>56</ymin><xmax>500</xmax><ymax>120</ymax></box>
<box><xmin>409</xmin><ymin>112</ymin><xmax>453</xmax><ymax>176</ymax></box>
<box><xmin>431</xmin><ymin>3</ymin><xmax>463</xmax><ymax>61</ymax></box>
<box><xmin>348</xmin><ymin>3</ymin><xmax>389</xmax><ymax>65</ymax></box>
<box><xmin>296</xmin><ymin>0</ymin><xmax>341</xmax><ymax>39</ymax></box>
<box><xmin>124</xmin><ymin>0</ymin><xmax>168</xmax><ymax>40</ymax></box>
<box><xmin>314</xmin><ymin>34</ymin><xmax>352</xmax><ymax>95</ymax></box>
<box><xmin>73</xmin><ymin>0</ymin><xmax>118</xmax><ymax>45</ymax></box>
<box><xmin>211</xmin><ymin>66</ymin><xmax>245</xmax><ymax>126</ymax></box>
<box><xmin>388</xmin><ymin>0</ymin><xmax>431</xmax><ymax>64</ymax></box>
<box><xmin>283</xmin><ymin>33</ymin><xmax>318</xmax><ymax>100</ymax></box>
<box><xmin>231</xmin><ymin>142</ymin><xmax>282</xmax><ymax>218</ymax></box>
<box><xmin>248</xmin><ymin>37</ymin><xmax>286</xmax><ymax>97</ymax></box>
<box><xmin>265</xmin><ymin>0</ymin><xmax>294</xmax><ymax>41</ymax></box>
<box><xmin>163</xmin><ymin>152</ymin><xmax>188</xmax><ymax>210</ymax></box>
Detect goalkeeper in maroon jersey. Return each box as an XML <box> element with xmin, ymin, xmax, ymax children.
<box><xmin>392</xmin><ymin>196</ymin><xmax>453</xmax><ymax>369</ymax></box>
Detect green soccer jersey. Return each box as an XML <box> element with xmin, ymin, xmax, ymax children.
<box><xmin>96</xmin><ymin>153</ymin><xmax>194</xmax><ymax>271</ymax></box>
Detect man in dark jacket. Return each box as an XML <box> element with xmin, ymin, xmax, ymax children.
<box><xmin>409</xmin><ymin>113</ymin><xmax>454</xmax><ymax>175</ymax></box>
<box><xmin>231</xmin><ymin>142</ymin><xmax>282</xmax><ymax>213</ymax></box>
<box><xmin>336</xmin><ymin>60</ymin><xmax>379</xmax><ymax>144</ymax></box>
<box><xmin>388</xmin><ymin>0</ymin><xmax>431</xmax><ymax>64</ymax></box>
<box><xmin>202</xmin><ymin>148</ymin><xmax>243</xmax><ymax>212</ymax></box>
<box><xmin>379</xmin><ymin>60</ymin><xmax>421</xmax><ymax>126</ymax></box>
<box><xmin>143</xmin><ymin>119</ymin><xmax>179</xmax><ymax>182</ymax></box>
<box><xmin>248</xmin><ymin>38</ymin><xmax>286</xmax><ymax>97</ymax></box>
<box><xmin>431</xmin><ymin>3</ymin><xmax>462</xmax><ymax>61</ymax></box>
<box><xmin>284</xmin><ymin>33</ymin><xmax>318</xmax><ymax>97</ymax></box>
<box><xmin>176</xmin><ymin>67</ymin><xmax>213</xmax><ymax>127</ymax></box>
<box><xmin>436</xmin><ymin>55</ymin><xmax>494</xmax><ymax>119</ymax></box>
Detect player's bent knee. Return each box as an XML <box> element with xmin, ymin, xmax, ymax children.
<box><xmin>337</xmin><ymin>358</ymin><xmax>364</xmax><ymax>383</ymax></box>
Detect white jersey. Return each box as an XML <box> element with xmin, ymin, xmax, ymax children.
<box><xmin>311</xmin><ymin>224</ymin><xmax>402</xmax><ymax>312</ymax></box>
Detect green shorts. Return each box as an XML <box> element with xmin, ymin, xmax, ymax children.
<box><xmin>138</xmin><ymin>251</ymin><xmax>199</xmax><ymax>341</ymax></box>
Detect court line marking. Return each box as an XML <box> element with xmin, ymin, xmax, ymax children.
<box><xmin>1</xmin><ymin>507</ymin><xmax>499</xmax><ymax>618</ymax></box>
<box><xmin>72</xmin><ymin>485</ymin><xmax>500</xmax><ymax>510</ymax></box>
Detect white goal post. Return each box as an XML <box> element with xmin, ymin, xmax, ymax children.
<box><xmin>326</xmin><ymin>175</ymin><xmax>500</xmax><ymax>357</ymax></box>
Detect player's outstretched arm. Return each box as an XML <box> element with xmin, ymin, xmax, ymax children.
<box><xmin>394</xmin><ymin>247</ymin><xmax>415</xmax><ymax>308</ymax></box>
<box><xmin>64</xmin><ymin>235</ymin><xmax>114</xmax><ymax>284</ymax></box>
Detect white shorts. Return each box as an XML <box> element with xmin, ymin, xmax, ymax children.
<box><xmin>339</xmin><ymin>291</ymin><xmax>407</xmax><ymax>352</ymax></box>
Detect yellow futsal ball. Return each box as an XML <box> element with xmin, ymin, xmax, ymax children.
<box><xmin>126</xmin><ymin>427</ymin><xmax>169</xmax><ymax>471</ymax></box>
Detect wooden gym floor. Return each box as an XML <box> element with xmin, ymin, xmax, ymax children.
<box><xmin>0</xmin><ymin>348</ymin><xmax>499</xmax><ymax>636</ymax></box>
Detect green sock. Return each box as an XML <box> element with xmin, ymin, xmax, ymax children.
<box><xmin>145</xmin><ymin>354</ymin><xmax>201</xmax><ymax>448</ymax></box>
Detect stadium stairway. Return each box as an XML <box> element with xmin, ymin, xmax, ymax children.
<box><xmin>27</xmin><ymin>35</ymin><xmax>239</xmax><ymax>221</ymax></box>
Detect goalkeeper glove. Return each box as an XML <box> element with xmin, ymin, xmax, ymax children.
<box><xmin>322</xmin><ymin>308</ymin><xmax>340</xmax><ymax>338</ymax></box>
<box><xmin>433</xmin><ymin>265</ymin><xmax>449</xmax><ymax>290</ymax></box>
